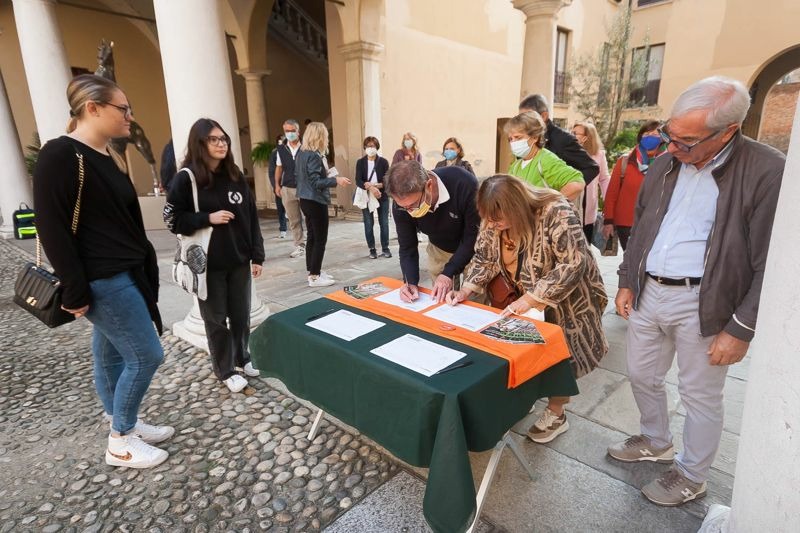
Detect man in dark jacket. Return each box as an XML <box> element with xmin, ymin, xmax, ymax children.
<box><xmin>519</xmin><ymin>94</ymin><xmax>598</xmax><ymax>185</ymax></box>
<box><xmin>606</xmin><ymin>77</ymin><xmax>785</xmax><ymax>507</ymax></box>
<box><xmin>268</xmin><ymin>134</ymin><xmax>288</xmax><ymax>238</ymax></box>
<box><xmin>385</xmin><ymin>161</ymin><xmax>480</xmax><ymax>304</ymax></box>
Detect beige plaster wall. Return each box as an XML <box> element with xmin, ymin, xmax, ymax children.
<box><xmin>379</xmin><ymin>0</ymin><xmax>526</xmax><ymax>176</ymax></box>
<box><xmin>0</xmin><ymin>3</ymin><xmax>171</xmax><ymax>196</ymax></box>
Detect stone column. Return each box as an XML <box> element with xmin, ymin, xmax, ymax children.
<box><xmin>513</xmin><ymin>0</ymin><xmax>569</xmax><ymax>104</ymax></box>
<box><xmin>153</xmin><ymin>0</ymin><xmax>269</xmax><ymax>348</ymax></box>
<box><xmin>337</xmin><ymin>40</ymin><xmax>383</xmax><ymax>209</ymax></box>
<box><xmin>12</xmin><ymin>0</ymin><xmax>72</xmax><ymax>143</ymax></box>
<box><xmin>0</xmin><ymin>70</ymin><xmax>33</xmax><ymax>238</ymax></box>
<box><xmin>699</xmin><ymin>99</ymin><xmax>800</xmax><ymax>532</ymax></box>
<box><xmin>236</xmin><ymin>68</ymin><xmax>273</xmax><ymax>210</ymax></box>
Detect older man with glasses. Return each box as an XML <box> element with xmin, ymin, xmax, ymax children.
<box><xmin>607</xmin><ymin>77</ymin><xmax>786</xmax><ymax>506</ymax></box>
<box><xmin>384</xmin><ymin>160</ymin><xmax>480</xmax><ymax>304</ymax></box>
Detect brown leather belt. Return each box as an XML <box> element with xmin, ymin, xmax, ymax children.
<box><xmin>647</xmin><ymin>273</ymin><xmax>701</xmax><ymax>286</ymax></box>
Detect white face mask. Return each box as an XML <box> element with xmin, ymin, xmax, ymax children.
<box><xmin>510</xmin><ymin>138</ymin><xmax>532</xmax><ymax>159</ymax></box>
<box><xmin>403</xmin><ymin>139</ymin><xmax>414</xmax><ymax>150</ymax></box>
<box><xmin>365</xmin><ymin>147</ymin><xmax>378</xmax><ymax>157</ymax></box>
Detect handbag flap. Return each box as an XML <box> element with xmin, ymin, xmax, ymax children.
<box><xmin>14</xmin><ymin>263</ymin><xmax>62</xmax><ymax>310</ymax></box>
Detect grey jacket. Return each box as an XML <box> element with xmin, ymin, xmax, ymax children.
<box><xmin>619</xmin><ymin>132</ymin><xmax>785</xmax><ymax>342</ymax></box>
<box><xmin>295</xmin><ymin>150</ymin><xmax>337</xmax><ymax>205</ymax></box>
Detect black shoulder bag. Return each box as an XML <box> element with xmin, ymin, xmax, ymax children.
<box><xmin>13</xmin><ymin>152</ymin><xmax>85</xmax><ymax>328</ymax></box>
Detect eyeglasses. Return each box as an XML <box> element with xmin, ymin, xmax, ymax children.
<box><xmin>657</xmin><ymin>124</ymin><xmax>721</xmax><ymax>153</ymax></box>
<box><xmin>103</xmin><ymin>102</ymin><xmax>133</xmax><ymax>119</ymax></box>
<box><xmin>206</xmin><ymin>135</ymin><xmax>230</xmax><ymax>146</ymax></box>
<box><xmin>395</xmin><ymin>189</ymin><xmax>427</xmax><ymax>213</ymax></box>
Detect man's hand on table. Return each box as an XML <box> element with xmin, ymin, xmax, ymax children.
<box><xmin>399</xmin><ymin>283</ymin><xmax>419</xmax><ymax>302</ymax></box>
<box><xmin>431</xmin><ymin>275</ymin><xmax>453</xmax><ymax>303</ymax></box>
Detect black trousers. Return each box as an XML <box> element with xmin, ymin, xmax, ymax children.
<box><xmin>300</xmin><ymin>199</ymin><xmax>329</xmax><ymax>276</ymax></box>
<box><xmin>198</xmin><ymin>262</ymin><xmax>251</xmax><ymax>381</ymax></box>
<box><xmin>616</xmin><ymin>226</ymin><xmax>632</xmax><ymax>251</ymax></box>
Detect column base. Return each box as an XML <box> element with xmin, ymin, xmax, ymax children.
<box><xmin>0</xmin><ymin>226</ymin><xmax>17</xmax><ymax>240</ymax></box>
<box><xmin>698</xmin><ymin>504</ymin><xmax>731</xmax><ymax>533</ymax></box>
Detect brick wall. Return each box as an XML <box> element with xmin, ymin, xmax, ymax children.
<box><xmin>758</xmin><ymin>82</ymin><xmax>800</xmax><ymax>154</ymax></box>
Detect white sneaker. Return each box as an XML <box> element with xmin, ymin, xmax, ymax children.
<box><xmin>106</xmin><ymin>433</ymin><xmax>168</xmax><ymax>469</ymax></box>
<box><xmin>279</xmin><ymin>231</ymin><xmax>287</xmax><ymax>239</ymax></box>
<box><xmin>243</xmin><ymin>362</ymin><xmax>260</xmax><ymax>377</ymax></box>
<box><xmin>320</xmin><ymin>271</ymin><xmax>335</xmax><ymax>281</ymax></box>
<box><xmin>308</xmin><ymin>275</ymin><xmax>335</xmax><ymax>287</ymax></box>
<box><xmin>289</xmin><ymin>246</ymin><xmax>305</xmax><ymax>258</ymax></box>
<box><xmin>224</xmin><ymin>374</ymin><xmax>248</xmax><ymax>393</ymax></box>
<box><xmin>103</xmin><ymin>415</ymin><xmax>175</xmax><ymax>445</ymax></box>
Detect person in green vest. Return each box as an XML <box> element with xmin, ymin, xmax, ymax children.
<box><xmin>506</xmin><ymin>111</ymin><xmax>585</xmax><ymax>202</ymax></box>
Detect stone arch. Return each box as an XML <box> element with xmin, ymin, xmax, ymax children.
<box><xmin>742</xmin><ymin>45</ymin><xmax>800</xmax><ymax>139</ymax></box>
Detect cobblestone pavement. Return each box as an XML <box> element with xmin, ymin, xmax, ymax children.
<box><xmin>0</xmin><ymin>239</ymin><xmax>399</xmax><ymax>532</ymax></box>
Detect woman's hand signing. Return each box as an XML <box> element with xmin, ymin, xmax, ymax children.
<box><xmin>210</xmin><ymin>210</ymin><xmax>235</xmax><ymax>224</ymax></box>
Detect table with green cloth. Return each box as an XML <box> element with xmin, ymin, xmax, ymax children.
<box><xmin>250</xmin><ymin>297</ymin><xmax>578</xmax><ymax>533</ymax></box>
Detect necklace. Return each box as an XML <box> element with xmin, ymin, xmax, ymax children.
<box><xmin>501</xmin><ymin>230</ymin><xmax>517</xmax><ymax>251</ymax></box>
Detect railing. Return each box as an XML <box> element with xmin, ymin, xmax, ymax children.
<box><xmin>554</xmin><ymin>71</ymin><xmax>568</xmax><ymax>104</ymax></box>
<box><xmin>270</xmin><ymin>0</ymin><xmax>328</xmax><ymax>66</ymax></box>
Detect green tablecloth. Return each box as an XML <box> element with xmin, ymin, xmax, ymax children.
<box><xmin>250</xmin><ymin>297</ymin><xmax>578</xmax><ymax>533</ymax></box>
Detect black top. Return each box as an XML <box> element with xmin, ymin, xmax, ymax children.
<box><xmin>392</xmin><ymin>165</ymin><xmax>480</xmax><ymax>285</ymax></box>
<box><xmin>268</xmin><ymin>148</ymin><xmax>278</xmax><ymax>188</ymax></box>
<box><xmin>164</xmin><ymin>167</ymin><xmax>265</xmax><ymax>271</ymax></box>
<box><xmin>33</xmin><ymin>136</ymin><xmax>161</xmax><ymax>330</ymax></box>
<box><xmin>160</xmin><ymin>140</ymin><xmax>176</xmax><ymax>191</ymax></box>
<box><xmin>355</xmin><ymin>155</ymin><xmax>390</xmax><ymax>196</ymax></box>
<box><xmin>545</xmin><ymin>120</ymin><xmax>599</xmax><ymax>184</ymax></box>
<box><xmin>276</xmin><ymin>143</ymin><xmax>299</xmax><ymax>188</ymax></box>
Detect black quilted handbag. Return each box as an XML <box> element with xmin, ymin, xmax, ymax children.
<box><xmin>13</xmin><ymin>152</ymin><xmax>85</xmax><ymax>328</ymax></box>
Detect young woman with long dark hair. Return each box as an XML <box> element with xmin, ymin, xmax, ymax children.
<box><xmin>164</xmin><ymin>118</ymin><xmax>265</xmax><ymax>393</ymax></box>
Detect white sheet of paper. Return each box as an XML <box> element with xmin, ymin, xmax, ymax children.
<box><xmin>520</xmin><ymin>307</ymin><xmax>546</xmax><ymax>322</ymax></box>
<box><xmin>423</xmin><ymin>304</ymin><xmax>501</xmax><ymax>332</ymax></box>
<box><xmin>370</xmin><ymin>334</ymin><xmax>466</xmax><ymax>376</ymax></box>
<box><xmin>306</xmin><ymin>309</ymin><xmax>384</xmax><ymax>341</ymax></box>
<box><xmin>374</xmin><ymin>288</ymin><xmax>437</xmax><ymax>312</ymax></box>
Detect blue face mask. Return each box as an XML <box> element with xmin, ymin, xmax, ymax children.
<box><xmin>285</xmin><ymin>131</ymin><xmax>299</xmax><ymax>142</ymax></box>
<box><xmin>639</xmin><ymin>136</ymin><xmax>661</xmax><ymax>152</ymax></box>
<box><xmin>443</xmin><ymin>149</ymin><xmax>458</xmax><ymax>161</ymax></box>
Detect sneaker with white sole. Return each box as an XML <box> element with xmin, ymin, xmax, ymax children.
<box><xmin>243</xmin><ymin>362</ymin><xmax>260</xmax><ymax>377</ymax></box>
<box><xmin>308</xmin><ymin>275</ymin><xmax>335</xmax><ymax>287</ymax></box>
<box><xmin>103</xmin><ymin>415</ymin><xmax>175</xmax><ymax>445</ymax></box>
<box><xmin>527</xmin><ymin>408</ymin><xmax>569</xmax><ymax>443</ymax></box>
<box><xmin>105</xmin><ymin>433</ymin><xmax>168</xmax><ymax>469</ymax></box>
<box><xmin>642</xmin><ymin>468</ymin><xmax>707</xmax><ymax>506</ymax></box>
<box><xmin>279</xmin><ymin>231</ymin><xmax>287</xmax><ymax>239</ymax></box>
<box><xmin>224</xmin><ymin>374</ymin><xmax>248</xmax><ymax>393</ymax></box>
<box><xmin>289</xmin><ymin>246</ymin><xmax>305</xmax><ymax>258</ymax></box>
<box><xmin>607</xmin><ymin>434</ymin><xmax>675</xmax><ymax>463</ymax></box>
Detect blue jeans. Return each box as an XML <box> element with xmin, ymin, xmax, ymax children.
<box><xmin>362</xmin><ymin>198</ymin><xmax>390</xmax><ymax>252</ymax></box>
<box><xmin>275</xmin><ymin>194</ymin><xmax>288</xmax><ymax>232</ymax></box>
<box><xmin>85</xmin><ymin>271</ymin><xmax>163</xmax><ymax>435</ymax></box>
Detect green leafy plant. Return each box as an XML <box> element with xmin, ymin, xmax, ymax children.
<box><xmin>250</xmin><ymin>141</ymin><xmax>276</xmax><ymax>167</ymax></box>
<box><xmin>24</xmin><ymin>132</ymin><xmax>41</xmax><ymax>177</ymax></box>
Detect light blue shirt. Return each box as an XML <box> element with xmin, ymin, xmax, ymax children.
<box><xmin>646</xmin><ymin>142</ymin><xmax>733</xmax><ymax>278</ymax></box>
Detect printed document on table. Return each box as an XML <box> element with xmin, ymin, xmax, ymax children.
<box><xmin>423</xmin><ymin>304</ymin><xmax>501</xmax><ymax>332</ymax></box>
<box><xmin>371</xmin><ymin>334</ymin><xmax>466</xmax><ymax>376</ymax></box>
<box><xmin>306</xmin><ymin>309</ymin><xmax>384</xmax><ymax>341</ymax></box>
<box><xmin>374</xmin><ymin>288</ymin><xmax>437</xmax><ymax>312</ymax></box>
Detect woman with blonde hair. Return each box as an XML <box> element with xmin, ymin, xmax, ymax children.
<box><xmin>34</xmin><ymin>74</ymin><xmax>172</xmax><ymax>468</ymax></box>
<box><xmin>295</xmin><ymin>122</ymin><xmax>352</xmax><ymax>287</ymax></box>
<box><xmin>571</xmin><ymin>121</ymin><xmax>610</xmax><ymax>242</ymax></box>
<box><xmin>506</xmin><ymin>112</ymin><xmax>584</xmax><ymax>201</ymax></box>
<box><xmin>446</xmin><ymin>175</ymin><xmax>607</xmax><ymax>443</ymax></box>
<box><xmin>391</xmin><ymin>132</ymin><xmax>421</xmax><ymax>164</ymax></box>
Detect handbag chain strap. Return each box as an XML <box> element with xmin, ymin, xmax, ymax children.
<box><xmin>36</xmin><ymin>152</ymin><xmax>85</xmax><ymax>268</ymax></box>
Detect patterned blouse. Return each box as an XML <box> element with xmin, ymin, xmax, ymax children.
<box><xmin>462</xmin><ymin>197</ymin><xmax>609</xmax><ymax>378</ymax></box>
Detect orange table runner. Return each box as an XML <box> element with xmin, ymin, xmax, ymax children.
<box><xmin>325</xmin><ymin>277</ymin><xmax>571</xmax><ymax>388</ymax></box>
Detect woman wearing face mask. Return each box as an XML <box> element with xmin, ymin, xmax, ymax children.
<box><xmin>295</xmin><ymin>122</ymin><xmax>352</xmax><ymax>287</ymax></box>
<box><xmin>506</xmin><ymin>112</ymin><xmax>585</xmax><ymax>202</ymax></box>
<box><xmin>355</xmin><ymin>136</ymin><xmax>391</xmax><ymax>259</ymax></box>
<box><xmin>164</xmin><ymin>118</ymin><xmax>265</xmax><ymax>394</ymax></box>
<box><xmin>434</xmin><ymin>137</ymin><xmax>475</xmax><ymax>176</ymax></box>
<box><xmin>571</xmin><ymin>122</ymin><xmax>610</xmax><ymax>243</ymax></box>
<box><xmin>392</xmin><ymin>132</ymin><xmax>422</xmax><ymax>164</ymax></box>
<box><xmin>602</xmin><ymin>120</ymin><xmax>665</xmax><ymax>250</ymax></box>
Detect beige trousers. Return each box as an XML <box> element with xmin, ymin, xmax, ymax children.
<box><xmin>281</xmin><ymin>186</ymin><xmax>305</xmax><ymax>248</ymax></box>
